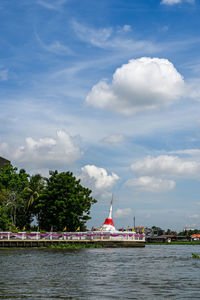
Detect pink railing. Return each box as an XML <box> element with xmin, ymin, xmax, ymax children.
<box><xmin>0</xmin><ymin>232</ymin><xmax>145</xmax><ymax>241</ymax></box>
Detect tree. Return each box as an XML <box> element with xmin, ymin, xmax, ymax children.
<box><xmin>0</xmin><ymin>190</ymin><xmax>12</xmax><ymax>230</ymax></box>
<box><xmin>0</xmin><ymin>164</ymin><xmax>30</xmax><ymax>229</ymax></box>
<box><xmin>36</xmin><ymin>170</ymin><xmax>97</xmax><ymax>231</ymax></box>
<box><xmin>24</xmin><ymin>174</ymin><xmax>45</xmax><ymax>209</ymax></box>
<box><xmin>0</xmin><ymin>205</ymin><xmax>11</xmax><ymax>230</ymax></box>
<box><xmin>166</xmin><ymin>229</ymin><xmax>172</xmax><ymax>235</ymax></box>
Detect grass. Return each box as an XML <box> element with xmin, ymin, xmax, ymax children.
<box><xmin>48</xmin><ymin>243</ymin><xmax>103</xmax><ymax>249</ymax></box>
<box><xmin>192</xmin><ymin>253</ymin><xmax>200</xmax><ymax>259</ymax></box>
<box><xmin>146</xmin><ymin>241</ymin><xmax>200</xmax><ymax>245</ymax></box>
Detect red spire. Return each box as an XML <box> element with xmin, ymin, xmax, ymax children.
<box><xmin>104</xmin><ymin>218</ymin><xmax>114</xmax><ymax>226</ymax></box>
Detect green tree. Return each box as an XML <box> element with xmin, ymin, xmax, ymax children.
<box><xmin>0</xmin><ymin>164</ymin><xmax>30</xmax><ymax>229</ymax></box>
<box><xmin>0</xmin><ymin>190</ymin><xmax>12</xmax><ymax>230</ymax></box>
<box><xmin>166</xmin><ymin>228</ymin><xmax>172</xmax><ymax>235</ymax></box>
<box><xmin>0</xmin><ymin>205</ymin><xmax>11</xmax><ymax>230</ymax></box>
<box><xmin>36</xmin><ymin>170</ymin><xmax>97</xmax><ymax>231</ymax></box>
<box><xmin>24</xmin><ymin>174</ymin><xmax>45</xmax><ymax>209</ymax></box>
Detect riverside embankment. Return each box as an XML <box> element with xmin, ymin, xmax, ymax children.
<box><xmin>0</xmin><ymin>231</ymin><xmax>146</xmax><ymax>248</ymax></box>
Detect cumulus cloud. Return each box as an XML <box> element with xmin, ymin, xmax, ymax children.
<box><xmin>102</xmin><ymin>134</ymin><xmax>124</xmax><ymax>144</ymax></box>
<box><xmin>114</xmin><ymin>208</ymin><xmax>132</xmax><ymax>219</ymax></box>
<box><xmin>0</xmin><ymin>130</ymin><xmax>82</xmax><ymax>169</ymax></box>
<box><xmin>127</xmin><ymin>154</ymin><xmax>200</xmax><ymax>192</ymax></box>
<box><xmin>86</xmin><ymin>57</ymin><xmax>184</xmax><ymax>115</ymax></box>
<box><xmin>80</xmin><ymin>165</ymin><xmax>119</xmax><ymax>197</ymax></box>
<box><xmin>131</xmin><ymin>155</ymin><xmax>200</xmax><ymax>178</ymax></box>
<box><xmin>126</xmin><ymin>176</ymin><xmax>176</xmax><ymax>192</ymax></box>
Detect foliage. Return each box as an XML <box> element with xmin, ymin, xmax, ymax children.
<box><xmin>0</xmin><ymin>165</ymin><xmax>44</xmax><ymax>230</ymax></box>
<box><xmin>0</xmin><ymin>205</ymin><xmax>12</xmax><ymax>230</ymax></box>
<box><xmin>24</xmin><ymin>174</ymin><xmax>45</xmax><ymax>210</ymax></box>
<box><xmin>147</xmin><ymin>241</ymin><xmax>200</xmax><ymax>245</ymax></box>
<box><xmin>48</xmin><ymin>243</ymin><xmax>102</xmax><ymax>249</ymax></box>
<box><xmin>36</xmin><ymin>170</ymin><xmax>97</xmax><ymax>231</ymax></box>
<box><xmin>166</xmin><ymin>229</ymin><xmax>172</xmax><ymax>235</ymax></box>
<box><xmin>192</xmin><ymin>253</ymin><xmax>200</xmax><ymax>259</ymax></box>
<box><xmin>0</xmin><ymin>164</ymin><xmax>31</xmax><ymax>229</ymax></box>
<box><xmin>0</xmin><ymin>165</ymin><xmax>97</xmax><ymax>231</ymax></box>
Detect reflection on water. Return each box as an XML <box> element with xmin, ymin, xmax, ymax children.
<box><xmin>0</xmin><ymin>245</ymin><xmax>200</xmax><ymax>299</ymax></box>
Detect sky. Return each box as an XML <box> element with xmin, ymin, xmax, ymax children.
<box><xmin>1</xmin><ymin>0</ymin><xmax>200</xmax><ymax>231</ymax></box>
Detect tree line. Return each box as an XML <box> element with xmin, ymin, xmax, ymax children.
<box><xmin>0</xmin><ymin>164</ymin><xmax>97</xmax><ymax>232</ymax></box>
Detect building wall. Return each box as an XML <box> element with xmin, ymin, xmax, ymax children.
<box><xmin>0</xmin><ymin>157</ymin><xmax>10</xmax><ymax>170</ymax></box>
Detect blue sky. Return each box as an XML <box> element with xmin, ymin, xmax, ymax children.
<box><xmin>1</xmin><ymin>0</ymin><xmax>200</xmax><ymax>231</ymax></box>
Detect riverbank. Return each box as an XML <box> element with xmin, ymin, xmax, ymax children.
<box><xmin>0</xmin><ymin>239</ymin><xmax>145</xmax><ymax>248</ymax></box>
<box><xmin>147</xmin><ymin>241</ymin><xmax>200</xmax><ymax>245</ymax></box>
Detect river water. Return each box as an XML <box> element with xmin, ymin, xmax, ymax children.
<box><xmin>0</xmin><ymin>245</ymin><xmax>200</xmax><ymax>299</ymax></box>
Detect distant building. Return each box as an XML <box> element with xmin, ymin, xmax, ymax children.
<box><xmin>191</xmin><ymin>234</ymin><xmax>200</xmax><ymax>241</ymax></box>
<box><xmin>0</xmin><ymin>156</ymin><xmax>10</xmax><ymax>170</ymax></box>
<box><xmin>144</xmin><ymin>227</ymin><xmax>165</xmax><ymax>238</ymax></box>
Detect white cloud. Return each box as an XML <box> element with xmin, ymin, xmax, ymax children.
<box><xmin>170</xmin><ymin>149</ymin><xmax>200</xmax><ymax>156</ymax></box>
<box><xmin>189</xmin><ymin>214</ymin><xmax>200</xmax><ymax>219</ymax></box>
<box><xmin>117</xmin><ymin>25</ymin><xmax>132</xmax><ymax>33</ymax></box>
<box><xmin>0</xmin><ymin>130</ymin><xmax>82</xmax><ymax>169</ymax></box>
<box><xmin>103</xmin><ymin>134</ymin><xmax>124</xmax><ymax>144</ymax></box>
<box><xmin>0</xmin><ymin>69</ymin><xmax>8</xmax><ymax>81</ymax></box>
<box><xmin>186</xmin><ymin>79</ymin><xmax>200</xmax><ymax>101</ymax></box>
<box><xmin>86</xmin><ymin>57</ymin><xmax>184</xmax><ymax>115</ymax></box>
<box><xmin>72</xmin><ymin>20</ymin><xmax>112</xmax><ymax>48</ymax></box>
<box><xmin>122</xmin><ymin>25</ymin><xmax>131</xmax><ymax>32</ymax></box>
<box><xmin>161</xmin><ymin>0</ymin><xmax>182</xmax><ymax>4</ymax></box>
<box><xmin>37</xmin><ymin>0</ymin><xmax>67</xmax><ymax>10</ymax></box>
<box><xmin>131</xmin><ymin>155</ymin><xmax>200</xmax><ymax>178</ymax></box>
<box><xmin>72</xmin><ymin>21</ymin><xmax>158</xmax><ymax>54</ymax></box>
<box><xmin>126</xmin><ymin>176</ymin><xmax>176</xmax><ymax>192</ymax></box>
<box><xmin>161</xmin><ymin>0</ymin><xmax>194</xmax><ymax>5</ymax></box>
<box><xmin>36</xmin><ymin>34</ymin><xmax>73</xmax><ymax>55</ymax></box>
<box><xmin>43</xmin><ymin>41</ymin><xmax>73</xmax><ymax>55</ymax></box>
<box><xmin>80</xmin><ymin>165</ymin><xmax>119</xmax><ymax>197</ymax></box>
<box><xmin>114</xmin><ymin>208</ymin><xmax>132</xmax><ymax>219</ymax></box>
<box><xmin>161</xmin><ymin>26</ymin><xmax>169</xmax><ymax>32</ymax></box>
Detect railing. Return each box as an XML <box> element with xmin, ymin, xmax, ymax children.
<box><xmin>0</xmin><ymin>232</ymin><xmax>145</xmax><ymax>241</ymax></box>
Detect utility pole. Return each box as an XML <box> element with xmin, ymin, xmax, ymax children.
<box><xmin>133</xmin><ymin>216</ymin><xmax>135</xmax><ymax>230</ymax></box>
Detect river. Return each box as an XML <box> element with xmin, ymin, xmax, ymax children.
<box><xmin>0</xmin><ymin>245</ymin><xmax>200</xmax><ymax>299</ymax></box>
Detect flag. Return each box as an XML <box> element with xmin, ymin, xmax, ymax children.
<box><xmin>76</xmin><ymin>226</ymin><xmax>80</xmax><ymax>232</ymax></box>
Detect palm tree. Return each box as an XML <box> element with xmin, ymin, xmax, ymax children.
<box><xmin>24</xmin><ymin>174</ymin><xmax>44</xmax><ymax>209</ymax></box>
